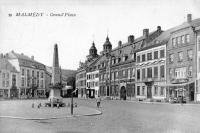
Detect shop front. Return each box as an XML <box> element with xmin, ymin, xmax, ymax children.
<box><xmin>37</xmin><ymin>89</ymin><xmax>46</xmax><ymax>98</ymax></box>
<box><xmin>0</xmin><ymin>89</ymin><xmax>10</xmax><ymax>98</ymax></box>
<box><xmin>86</xmin><ymin>88</ymin><xmax>95</xmax><ymax>98</ymax></box>
<box><xmin>159</xmin><ymin>81</ymin><xmax>195</xmax><ymax>103</ymax></box>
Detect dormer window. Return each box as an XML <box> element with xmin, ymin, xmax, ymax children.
<box><xmin>123</xmin><ymin>56</ymin><xmax>126</xmax><ymax>62</ymax></box>
<box><xmin>112</xmin><ymin>59</ymin><xmax>114</xmax><ymax>65</ymax></box>
<box><xmin>101</xmin><ymin>62</ymin><xmax>104</xmax><ymax>67</ymax></box>
<box><xmin>118</xmin><ymin>57</ymin><xmax>121</xmax><ymax>63</ymax></box>
<box><xmin>119</xmin><ymin>50</ymin><xmax>122</xmax><ymax>55</ymax></box>
<box><xmin>131</xmin><ymin>54</ymin><xmax>134</xmax><ymax>60</ymax></box>
<box><xmin>111</xmin><ymin>56</ymin><xmax>116</xmax><ymax>65</ymax></box>
<box><xmin>122</xmin><ymin>55</ymin><xmax>128</xmax><ymax>62</ymax></box>
<box><xmin>125</xmin><ymin>55</ymin><xmax>128</xmax><ymax>61</ymax></box>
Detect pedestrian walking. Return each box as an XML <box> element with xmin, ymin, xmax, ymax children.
<box><xmin>96</xmin><ymin>96</ymin><xmax>101</xmax><ymax>108</ymax></box>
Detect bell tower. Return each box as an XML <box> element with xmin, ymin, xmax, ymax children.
<box><xmin>103</xmin><ymin>36</ymin><xmax>112</xmax><ymax>54</ymax></box>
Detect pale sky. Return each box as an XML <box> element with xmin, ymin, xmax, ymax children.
<box><xmin>0</xmin><ymin>0</ymin><xmax>200</xmax><ymax>70</ymax></box>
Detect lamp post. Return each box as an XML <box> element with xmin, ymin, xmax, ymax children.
<box><xmin>129</xmin><ymin>70</ymin><xmax>131</xmax><ymax>100</ymax></box>
<box><xmin>71</xmin><ymin>90</ymin><xmax>73</xmax><ymax>115</ymax></box>
<box><xmin>31</xmin><ymin>76</ymin><xmax>36</xmax><ymax>98</ymax></box>
<box><xmin>71</xmin><ymin>88</ymin><xmax>78</xmax><ymax>115</ymax></box>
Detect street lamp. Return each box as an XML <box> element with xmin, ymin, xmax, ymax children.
<box><xmin>71</xmin><ymin>88</ymin><xmax>78</xmax><ymax>115</ymax></box>
<box><xmin>31</xmin><ymin>76</ymin><xmax>37</xmax><ymax>97</ymax></box>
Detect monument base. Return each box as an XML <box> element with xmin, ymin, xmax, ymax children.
<box><xmin>46</xmin><ymin>89</ymin><xmax>65</xmax><ymax>107</ymax></box>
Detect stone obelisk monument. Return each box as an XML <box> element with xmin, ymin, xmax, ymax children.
<box><xmin>49</xmin><ymin>44</ymin><xmax>62</xmax><ymax>106</ymax></box>
<box><xmin>52</xmin><ymin>44</ymin><xmax>60</xmax><ymax>85</ymax></box>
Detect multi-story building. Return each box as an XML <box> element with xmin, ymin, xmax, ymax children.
<box><xmin>76</xmin><ymin>14</ymin><xmax>200</xmax><ymax>102</ymax></box>
<box><xmin>86</xmin><ymin>70</ymin><xmax>99</xmax><ymax>98</ymax></box>
<box><xmin>77</xmin><ymin>28</ymin><xmax>163</xmax><ymax>100</ymax></box>
<box><xmin>76</xmin><ymin>66</ymin><xmax>87</xmax><ymax>98</ymax></box>
<box><xmin>196</xmin><ymin>21</ymin><xmax>200</xmax><ymax>101</ymax></box>
<box><xmin>76</xmin><ymin>41</ymin><xmax>100</xmax><ymax>98</ymax></box>
<box><xmin>0</xmin><ymin>57</ymin><xmax>19</xmax><ymax>98</ymax></box>
<box><xmin>1</xmin><ymin>51</ymin><xmax>46</xmax><ymax>98</ymax></box>
<box><xmin>98</xmin><ymin>36</ymin><xmax>136</xmax><ymax>100</ymax></box>
<box><xmin>166</xmin><ymin>14</ymin><xmax>200</xmax><ymax>102</ymax></box>
<box><xmin>135</xmin><ymin>28</ymin><xmax>168</xmax><ymax>100</ymax></box>
<box><xmin>85</xmin><ymin>42</ymin><xmax>99</xmax><ymax>98</ymax></box>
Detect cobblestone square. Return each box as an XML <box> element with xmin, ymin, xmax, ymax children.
<box><xmin>1</xmin><ymin>99</ymin><xmax>200</xmax><ymax>133</ymax></box>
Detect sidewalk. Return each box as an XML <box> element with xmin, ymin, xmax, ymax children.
<box><xmin>126</xmin><ymin>99</ymin><xmax>200</xmax><ymax>105</ymax></box>
<box><xmin>0</xmin><ymin>100</ymin><xmax>102</xmax><ymax>120</ymax></box>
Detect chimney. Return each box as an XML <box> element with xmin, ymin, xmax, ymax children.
<box><xmin>143</xmin><ymin>29</ymin><xmax>149</xmax><ymax>39</ymax></box>
<box><xmin>21</xmin><ymin>53</ymin><xmax>24</xmax><ymax>56</ymax></box>
<box><xmin>31</xmin><ymin>56</ymin><xmax>34</xmax><ymax>60</ymax></box>
<box><xmin>128</xmin><ymin>35</ymin><xmax>134</xmax><ymax>43</ymax></box>
<box><xmin>118</xmin><ymin>41</ymin><xmax>122</xmax><ymax>47</ymax></box>
<box><xmin>157</xmin><ymin>26</ymin><xmax>161</xmax><ymax>31</ymax></box>
<box><xmin>187</xmin><ymin>14</ymin><xmax>192</xmax><ymax>23</ymax></box>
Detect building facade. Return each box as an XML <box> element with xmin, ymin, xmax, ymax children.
<box><xmin>86</xmin><ymin>70</ymin><xmax>99</xmax><ymax>98</ymax></box>
<box><xmin>196</xmin><ymin>23</ymin><xmax>200</xmax><ymax>101</ymax></box>
<box><xmin>76</xmin><ymin>14</ymin><xmax>200</xmax><ymax>102</ymax></box>
<box><xmin>0</xmin><ymin>51</ymin><xmax>46</xmax><ymax>98</ymax></box>
<box><xmin>76</xmin><ymin>68</ymin><xmax>87</xmax><ymax>98</ymax></box>
<box><xmin>98</xmin><ymin>36</ymin><xmax>136</xmax><ymax>100</ymax></box>
<box><xmin>166</xmin><ymin>14</ymin><xmax>200</xmax><ymax>102</ymax></box>
<box><xmin>136</xmin><ymin>43</ymin><xmax>167</xmax><ymax>100</ymax></box>
<box><xmin>0</xmin><ymin>58</ymin><xmax>19</xmax><ymax>98</ymax></box>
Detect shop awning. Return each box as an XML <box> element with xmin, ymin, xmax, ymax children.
<box><xmin>157</xmin><ymin>80</ymin><xmax>195</xmax><ymax>87</ymax></box>
<box><xmin>62</xmin><ymin>85</ymin><xmax>73</xmax><ymax>90</ymax></box>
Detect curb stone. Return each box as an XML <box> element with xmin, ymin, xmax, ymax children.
<box><xmin>127</xmin><ymin>100</ymin><xmax>200</xmax><ymax>105</ymax></box>
<box><xmin>0</xmin><ymin>108</ymin><xmax>102</xmax><ymax>120</ymax></box>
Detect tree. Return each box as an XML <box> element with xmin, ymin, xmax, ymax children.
<box><xmin>66</xmin><ymin>76</ymin><xmax>75</xmax><ymax>89</ymax></box>
<box><xmin>66</xmin><ymin>76</ymin><xmax>77</xmax><ymax>97</ymax></box>
<box><xmin>50</xmin><ymin>82</ymin><xmax>64</xmax><ymax>90</ymax></box>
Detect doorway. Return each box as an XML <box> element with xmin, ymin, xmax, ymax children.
<box><xmin>107</xmin><ymin>86</ymin><xmax>110</xmax><ymax>96</ymax></box>
<box><xmin>120</xmin><ymin>86</ymin><xmax>126</xmax><ymax>100</ymax></box>
<box><xmin>147</xmin><ymin>86</ymin><xmax>152</xmax><ymax>98</ymax></box>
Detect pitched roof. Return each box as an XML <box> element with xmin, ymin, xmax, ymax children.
<box><xmin>191</xmin><ymin>18</ymin><xmax>200</xmax><ymax>28</ymax></box>
<box><xmin>6</xmin><ymin>51</ymin><xmax>46</xmax><ymax>70</ymax></box>
<box><xmin>169</xmin><ymin>18</ymin><xmax>200</xmax><ymax>34</ymax></box>
<box><xmin>0</xmin><ymin>58</ymin><xmax>19</xmax><ymax>73</ymax></box>
<box><xmin>111</xmin><ymin>29</ymin><xmax>162</xmax><ymax>53</ymax></box>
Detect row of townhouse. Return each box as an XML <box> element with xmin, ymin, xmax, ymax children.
<box><xmin>76</xmin><ymin>14</ymin><xmax>200</xmax><ymax>102</ymax></box>
<box><xmin>0</xmin><ymin>51</ymin><xmax>46</xmax><ymax>98</ymax></box>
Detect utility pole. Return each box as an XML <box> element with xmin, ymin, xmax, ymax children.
<box><xmin>71</xmin><ymin>88</ymin><xmax>78</xmax><ymax>115</ymax></box>
<box><xmin>71</xmin><ymin>91</ymin><xmax>73</xmax><ymax>115</ymax></box>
